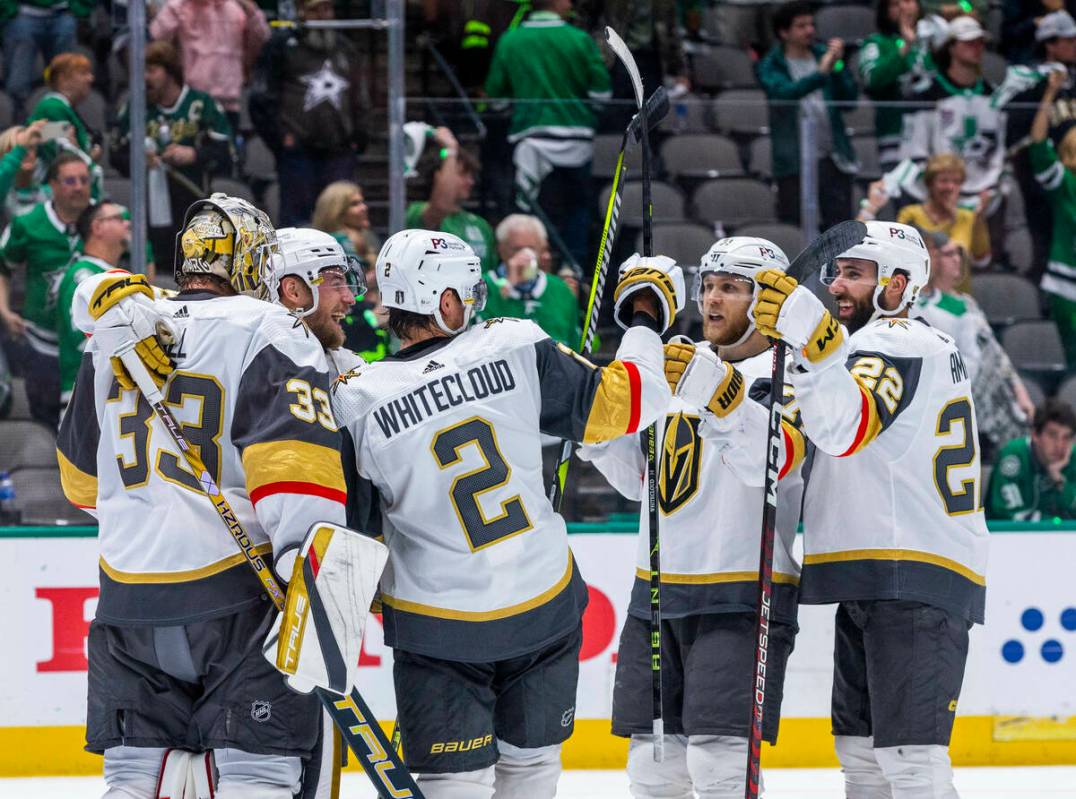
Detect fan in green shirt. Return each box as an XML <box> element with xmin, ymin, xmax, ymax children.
<box><xmin>0</xmin><ymin>153</ymin><xmax>91</xmax><ymax>358</ymax></box>
<box><xmin>404</xmin><ymin>126</ymin><xmax>497</xmax><ymax>272</ymax></box>
<box><xmin>26</xmin><ymin>52</ymin><xmax>103</xmax><ymax>200</ymax></box>
<box><xmin>54</xmin><ymin>201</ymin><xmax>131</xmax><ymax>407</ymax></box>
<box><xmin>987</xmin><ymin>400</ymin><xmax>1076</xmax><ymax>521</ymax></box>
<box><xmin>474</xmin><ymin>213</ymin><xmax>581</xmax><ymax>346</ymax></box>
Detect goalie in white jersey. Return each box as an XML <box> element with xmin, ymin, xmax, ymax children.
<box><xmin>580</xmin><ymin>237</ymin><xmax>807</xmax><ymax>799</ymax></box>
<box><xmin>57</xmin><ymin>195</ymin><xmax>349</xmax><ymax>799</ymax></box>
<box><xmin>332</xmin><ymin>229</ymin><xmax>679</xmax><ymax>799</ymax></box>
<box><xmin>751</xmin><ymin>221</ymin><xmax>989</xmax><ymax>798</ymax></box>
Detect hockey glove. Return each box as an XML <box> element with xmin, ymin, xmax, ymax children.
<box><xmin>265</xmin><ymin>522</ymin><xmax>388</xmax><ymax>696</ymax></box>
<box><xmin>87</xmin><ymin>273</ymin><xmax>175</xmax><ymax>390</ymax></box>
<box><xmin>664</xmin><ymin>341</ymin><xmax>745</xmax><ymax>418</ymax></box>
<box><xmin>753</xmin><ymin>269</ymin><xmax>846</xmax><ymax>368</ymax></box>
<box><xmin>612</xmin><ymin>253</ymin><xmax>685</xmax><ymax>333</ymax></box>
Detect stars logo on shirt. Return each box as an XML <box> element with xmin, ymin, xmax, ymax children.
<box><xmin>300</xmin><ymin>59</ymin><xmax>349</xmax><ymax>113</ymax></box>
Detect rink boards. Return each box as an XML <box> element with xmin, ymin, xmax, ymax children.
<box><xmin>1</xmin><ymin>526</ymin><xmax>1075</xmax><ymax>776</ymax></box>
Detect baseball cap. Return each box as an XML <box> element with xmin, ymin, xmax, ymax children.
<box><xmin>948</xmin><ymin>15</ymin><xmax>986</xmax><ymax>42</ymax></box>
<box><xmin>1037</xmin><ymin>10</ymin><xmax>1076</xmax><ymax>41</ymax></box>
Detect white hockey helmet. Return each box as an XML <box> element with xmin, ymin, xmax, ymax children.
<box><xmin>268</xmin><ymin>227</ymin><xmax>366</xmax><ymax>318</ymax></box>
<box><xmin>823</xmin><ymin>221</ymin><xmax>930</xmax><ymax>320</ymax></box>
<box><xmin>175</xmin><ymin>192</ymin><xmax>278</xmax><ymax>299</ymax></box>
<box><xmin>694</xmin><ymin>236</ymin><xmax>790</xmax><ymax>345</ymax></box>
<box><xmin>376</xmin><ymin>229</ymin><xmax>486</xmax><ymax>335</ymax></box>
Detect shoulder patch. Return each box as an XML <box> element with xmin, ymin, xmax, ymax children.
<box><xmin>999</xmin><ymin>454</ymin><xmax>1022</xmax><ymax>478</ymax></box>
<box><xmin>555</xmin><ymin>341</ymin><xmax>596</xmax><ymax>369</ymax></box>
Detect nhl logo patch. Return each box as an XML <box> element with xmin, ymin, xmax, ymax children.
<box><xmin>251</xmin><ymin>700</ymin><xmax>272</xmax><ymax>723</ymax></box>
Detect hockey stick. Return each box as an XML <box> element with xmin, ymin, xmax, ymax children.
<box><xmin>116</xmin><ymin>348</ymin><xmax>425</xmax><ymax>799</ymax></box>
<box><xmin>603</xmin><ymin>25</ymin><xmax>666</xmax><ymax>764</ymax></box>
<box><xmin>744</xmin><ymin>220</ymin><xmax>866</xmax><ymax>799</ymax></box>
<box><xmin>548</xmin><ymin>84</ymin><xmax>669</xmax><ymax>510</ymax></box>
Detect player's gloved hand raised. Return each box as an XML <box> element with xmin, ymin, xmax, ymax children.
<box><xmin>664</xmin><ymin>340</ymin><xmax>745</xmax><ymax>418</ymax></box>
<box><xmin>753</xmin><ymin>269</ymin><xmax>845</xmax><ymax>368</ymax></box>
<box><xmin>612</xmin><ymin>253</ymin><xmax>685</xmax><ymax>333</ymax></box>
<box><xmin>87</xmin><ymin>273</ymin><xmax>176</xmax><ymax>390</ymax></box>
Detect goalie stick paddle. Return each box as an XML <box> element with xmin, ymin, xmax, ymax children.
<box><xmin>117</xmin><ymin>349</ymin><xmax>425</xmax><ymax>799</ymax></box>
<box><xmin>606</xmin><ymin>24</ymin><xmax>666</xmax><ymax>765</ymax></box>
<box><xmin>548</xmin><ymin>83</ymin><xmax>669</xmax><ymax>511</ymax></box>
<box><xmin>744</xmin><ymin>220</ymin><xmax>866</xmax><ymax>799</ymax></box>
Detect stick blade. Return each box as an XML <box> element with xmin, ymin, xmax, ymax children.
<box><xmin>786</xmin><ymin>220</ymin><xmax>868</xmax><ymax>282</ymax></box>
<box><xmin>605</xmin><ymin>27</ymin><xmax>644</xmax><ymax>108</ymax></box>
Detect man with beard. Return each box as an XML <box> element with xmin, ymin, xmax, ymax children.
<box><xmin>250</xmin><ymin>0</ymin><xmax>367</xmax><ymax>227</ymax></box>
<box><xmin>747</xmin><ymin>221</ymin><xmax>989</xmax><ymax>797</ymax></box>
<box><xmin>579</xmin><ymin>237</ymin><xmax>807</xmax><ymax>799</ymax></box>
<box><xmin>111</xmin><ymin>41</ymin><xmax>235</xmax><ymax>277</ymax></box>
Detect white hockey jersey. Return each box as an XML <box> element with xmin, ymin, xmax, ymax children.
<box><xmin>332</xmin><ymin>317</ymin><xmax>669</xmax><ymax>662</ymax></box>
<box><xmin>790</xmin><ymin>317</ymin><xmax>989</xmax><ymax>622</ymax></box>
<box><xmin>579</xmin><ymin>345</ymin><xmax>807</xmax><ymax>625</ymax></box>
<box><xmin>57</xmin><ymin>290</ymin><xmax>347</xmax><ymax>625</ymax></box>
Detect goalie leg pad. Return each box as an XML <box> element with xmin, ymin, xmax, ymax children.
<box><xmin>874</xmin><ymin>744</ymin><xmax>958</xmax><ymax>799</ymax></box>
<box><xmin>626</xmin><ymin>734</ymin><xmax>692</xmax><ymax>799</ymax></box>
<box><xmin>155</xmin><ymin>749</ymin><xmax>214</xmax><ymax>799</ymax></box>
<box><xmin>835</xmin><ymin>736</ymin><xmax>894</xmax><ymax>799</ymax></box>
<box><xmin>492</xmin><ymin>740</ymin><xmax>561</xmax><ymax>799</ymax></box>
<box><xmin>103</xmin><ymin>745</ymin><xmax>167</xmax><ymax>799</ymax></box>
<box><xmin>265</xmin><ymin>522</ymin><xmax>388</xmax><ymax>696</ymax></box>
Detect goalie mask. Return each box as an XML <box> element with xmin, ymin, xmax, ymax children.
<box><xmin>695</xmin><ymin>236</ymin><xmax>790</xmax><ymax>346</ymax></box>
<box><xmin>269</xmin><ymin>227</ymin><xmax>367</xmax><ymax>319</ymax></box>
<box><xmin>175</xmin><ymin>193</ymin><xmax>278</xmax><ymax>299</ymax></box>
<box><xmin>376</xmin><ymin>229</ymin><xmax>486</xmax><ymax>335</ymax></box>
<box><xmin>823</xmin><ymin>221</ymin><xmax>930</xmax><ymax>322</ymax></box>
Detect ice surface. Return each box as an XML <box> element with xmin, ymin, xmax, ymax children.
<box><xmin>2</xmin><ymin>767</ymin><xmax>1075</xmax><ymax>798</ymax></box>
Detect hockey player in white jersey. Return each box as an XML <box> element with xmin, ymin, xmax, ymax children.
<box><xmin>57</xmin><ymin>195</ymin><xmax>350</xmax><ymax>799</ymax></box>
<box><xmin>751</xmin><ymin>221</ymin><xmax>989</xmax><ymax>798</ymax></box>
<box><xmin>331</xmin><ymin>229</ymin><xmax>679</xmax><ymax>799</ymax></box>
<box><xmin>579</xmin><ymin>237</ymin><xmax>807</xmax><ymax>799</ymax></box>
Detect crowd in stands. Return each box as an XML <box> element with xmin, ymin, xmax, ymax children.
<box><xmin>0</xmin><ymin>0</ymin><xmax>1075</xmax><ymax>523</ymax></box>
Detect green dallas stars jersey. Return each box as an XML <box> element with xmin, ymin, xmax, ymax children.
<box><xmin>55</xmin><ymin>254</ymin><xmax>111</xmax><ymax>401</ymax></box>
<box><xmin>0</xmin><ymin>200</ymin><xmax>79</xmax><ymax>355</ymax></box>
<box><xmin>113</xmin><ymin>85</ymin><xmax>234</xmax><ymax>199</ymax></box>
<box><xmin>404</xmin><ymin>202</ymin><xmax>497</xmax><ymax>272</ymax></box>
<box><xmin>986</xmin><ymin>436</ymin><xmax>1076</xmax><ymax>520</ymax></box>
<box><xmin>1030</xmin><ymin>139</ymin><xmax>1076</xmax><ymax>303</ymax></box>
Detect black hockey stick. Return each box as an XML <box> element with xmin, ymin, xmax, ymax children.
<box><xmin>744</xmin><ymin>220</ymin><xmax>866</xmax><ymax>799</ymax></box>
<box><xmin>604</xmin><ymin>25</ymin><xmax>666</xmax><ymax>763</ymax></box>
<box><xmin>116</xmin><ymin>350</ymin><xmax>425</xmax><ymax>799</ymax></box>
<box><xmin>548</xmin><ymin>84</ymin><xmax>669</xmax><ymax>511</ymax></box>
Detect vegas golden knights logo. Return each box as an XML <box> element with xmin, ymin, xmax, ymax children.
<box><xmin>658</xmin><ymin>412</ymin><xmax>703</xmax><ymax>515</ymax></box>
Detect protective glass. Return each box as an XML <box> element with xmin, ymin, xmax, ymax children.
<box><xmin>316</xmin><ymin>257</ymin><xmax>368</xmax><ymax>300</ymax></box>
<box><xmin>693</xmin><ymin>269</ymin><xmax>753</xmax><ymax>305</ymax></box>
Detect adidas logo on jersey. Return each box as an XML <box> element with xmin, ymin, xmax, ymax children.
<box><xmin>422</xmin><ymin>360</ymin><xmax>445</xmax><ymax>374</ymax></box>
<box><xmin>173</xmin><ymin>306</ymin><xmax>189</xmax><ymax>318</ymax></box>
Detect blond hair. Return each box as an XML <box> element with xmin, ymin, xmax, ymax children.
<box><xmin>312</xmin><ymin>180</ymin><xmax>362</xmax><ymax>232</ymax></box>
<box><xmin>924</xmin><ymin>152</ymin><xmax>967</xmax><ymax>186</ymax></box>
<box><xmin>46</xmin><ymin>52</ymin><xmax>92</xmax><ymax>89</ymax></box>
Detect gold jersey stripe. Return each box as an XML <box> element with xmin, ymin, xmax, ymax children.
<box><xmin>583</xmin><ymin>360</ymin><xmax>637</xmax><ymax>443</ymax></box>
<box><xmin>635</xmin><ymin>568</ymin><xmax>800</xmax><ymax>586</ymax></box>
<box><xmin>56</xmin><ymin>449</ymin><xmax>98</xmax><ymax>509</ymax></box>
<box><xmin>842</xmin><ymin>381</ymin><xmax>882</xmax><ymax>456</ymax></box>
<box><xmin>242</xmin><ymin>440</ymin><xmax>346</xmax><ymax>495</ymax></box>
<box><xmin>780</xmin><ymin>420</ymin><xmax>807</xmax><ymax>478</ymax></box>
<box><xmin>803</xmin><ymin>548</ymin><xmax>986</xmax><ymax>587</ymax></box>
<box><xmin>382</xmin><ymin>555</ymin><xmax>575</xmax><ymax>621</ymax></box>
<box><xmin>100</xmin><ymin>544</ymin><xmax>273</xmax><ymax>584</ymax></box>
